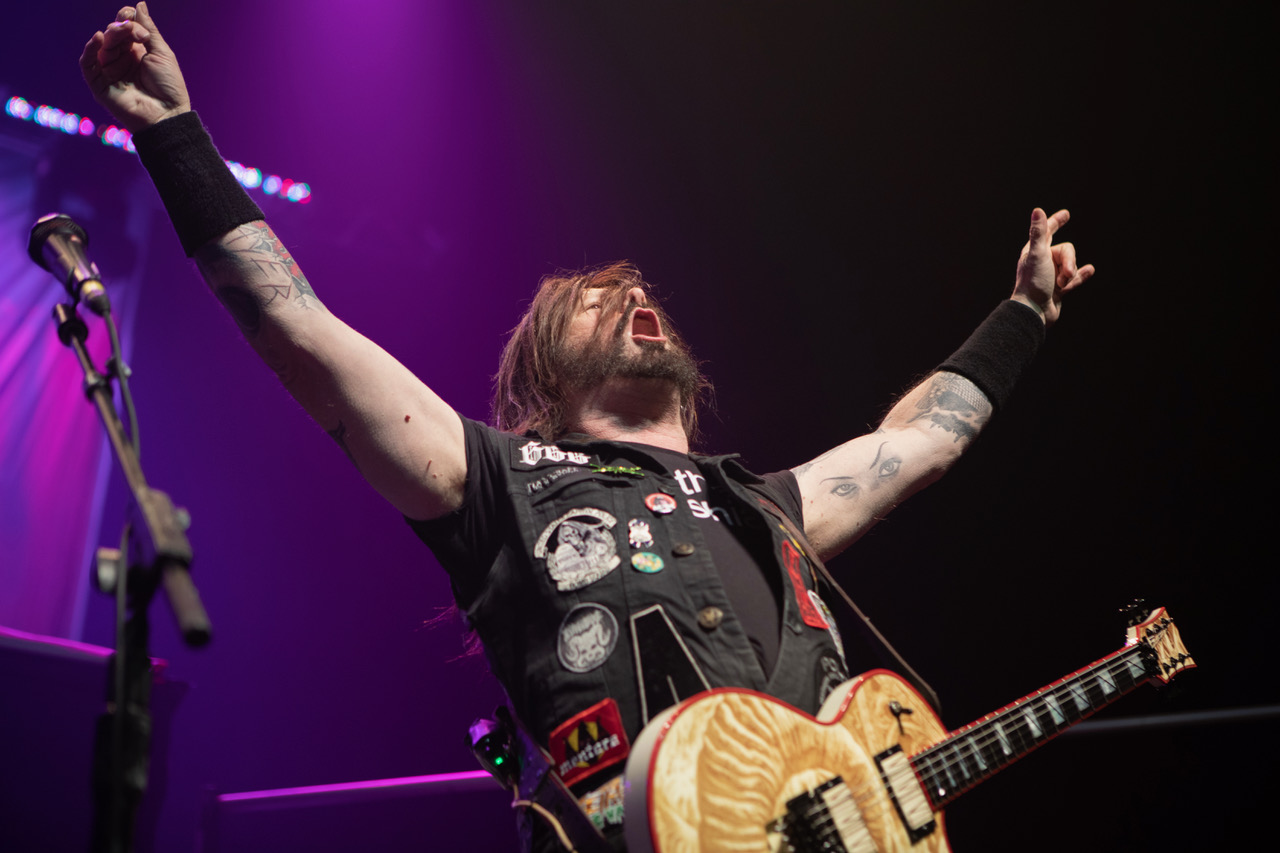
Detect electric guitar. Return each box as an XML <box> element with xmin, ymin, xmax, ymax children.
<box><xmin>623</xmin><ymin>605</ymin><xmax>1193</xmax><ymax>853</ymax></box>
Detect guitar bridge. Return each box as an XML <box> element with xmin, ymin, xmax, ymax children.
<box><xmin>767</xmin><ymin>776</ymin><xmax>877</xmax><ymax>853</ymax></box>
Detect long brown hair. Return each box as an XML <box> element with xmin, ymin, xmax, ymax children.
<box><xmin>492</xmin><ymin>262</ymin><xmax>709</xmax><ymax>442</ymax></box>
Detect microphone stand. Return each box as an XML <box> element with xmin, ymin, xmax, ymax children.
<box><xmin>52</xmin><ymin>302</ymin><xmax>213</xmax><ymax>853</ymax></box>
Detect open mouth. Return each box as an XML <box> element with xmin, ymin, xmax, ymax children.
<box><xmin>629</xmin><ymin>308</ymin><xmax>667</xmax><ymax>343</ymax></box>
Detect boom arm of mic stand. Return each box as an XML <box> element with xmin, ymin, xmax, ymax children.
<box><xmin>53</xmin><ymin>303</ymin><xmax>212</xmax><ymax>646</ymax></box>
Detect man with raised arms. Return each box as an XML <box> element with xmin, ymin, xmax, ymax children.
<box><xmin>81</xmin><ymin>5</ymin><xmax>1094</xmax><ymax>851</ymax></box>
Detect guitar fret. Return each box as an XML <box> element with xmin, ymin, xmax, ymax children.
<box><xmin>965</xmin><ymin>736</ymin><xmax>988</xmax><ymax>772</ymax></box>
<box><xmin>919</xmin><ymin>758</ymin><xmax>946</xmax><ymax>801</ymax></box>
<box><xmin>1067</xmin><ymin>680</ymin><xmax>1091</xmax><ymax>714</ymax></box>
<box><xmin>1111</xmin><ymin>658</ymin><xmax>1137</xmax><ymax>693</ymax></box>
<box><xmin>1033</xmin><ymin>702</ymin><xmax>1059</xmax><ymax>740</ymax></box>
<box><xmin>1125</xmin><ymin>651</ymin><xmax>1148</xmax><ymax>683</ymax></box>
<box><xmin>1021</xmin><ymin>707</ymin><xmax>1043</xmax><ymax>739</ymax></box>
<box><xmin>954</xmin><ymin>747</ymin><xmax>972</xmax><ymax>781</ymax></box>
<box><xmin>978</xmin><ymin>724</ymin><xmax>1005</xmax><ymax>773</ymax></box>
<box><xmin>1043</xmin><ymin>692</ymin><xmax>1066</xmax><ymax>725</ymax></box>
<box><xmin>992</xmin><ymin>720</ymin><xmax>1013</xmax><ymax>756</ymax></box>
<box><xmin>1096</xmin><ymin>667</ymin><xmax>1118</xmax><ymax>696</ymax></box>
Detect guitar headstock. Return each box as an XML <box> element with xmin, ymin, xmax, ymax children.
<box><xmin>1125</xmin><ymin>605</ymin><xmax>1195</xmax><ymax>684</ymax></box>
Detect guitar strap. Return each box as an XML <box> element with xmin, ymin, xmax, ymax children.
<box><xmin>756</xmin><ymin>497</ymin><xmax>943</xmax><ymax>714</ymax></box>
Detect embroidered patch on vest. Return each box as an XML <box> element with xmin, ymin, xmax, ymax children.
<box><xmin>578</xmin><ymin>774</ymin><xmax>625</xmax><ymax>830</ymax></box>
<box><xmin>815</xmin><ymin>651</ymin><xmax>850</xmax><ymax>705</ymax></box>
<box><xmin>548</xmin><ymin>698</ymin><xmax>630</xmax><ymax>787</ymax></box>
<box><xmin>513</xmin><ymin>439</ymin><xmax>592</xmax><ymax>468</ymax></box>
<box><xmin>781</xmin><ymin>539</ymin><xmax>828</xmax><ymax>629</ymax></box>
<box><xmin>557</xmin><ymin>604</ymin><xmax>619</xmax><ymax>673</ymax></box>
<box><xmin>534</xmin><ymin>508</ymin><xmax>621</xmax><ymax>591</ymax></box>
<box><xmin>809</xmin><ymin>589</ymin><xmax>846</xmax><ymax>667</ymax></box>
<box><xmin>525</xmin><ymin>466</ymin><xmax>583</xmax><ymax>495</ymax></box>
<box><xmin>629</xmin><ymin>604</ymin><xmax>712</xmax><ymax>725</ymax></box>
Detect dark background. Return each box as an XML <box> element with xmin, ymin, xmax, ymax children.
<box><xmin>3</xmin><ymin>1</ymin><xmax>1272</xmax><ymax>851</ymax></box>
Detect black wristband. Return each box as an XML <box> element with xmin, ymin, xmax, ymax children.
<box><xmin>133</xmin><ymin>111</ymin><xmax>264</xmax><ymax>257</ymax></box>
<box><xmin>936</xmin><ymin>299</ymin><xmax>1045</xmax><ymax>413</ymax></box>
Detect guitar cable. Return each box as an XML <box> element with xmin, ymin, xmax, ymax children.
<box><xmin>511</xmin><ymin>796</ymin><xmax>579</xmax><ymax>853</ymax></box>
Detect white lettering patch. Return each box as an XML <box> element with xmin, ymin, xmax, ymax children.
<box><xmin>534</xmin><ymin>508</ymin><xmax>621</xmax><ymax>591</ymax></box>
<box><xmin>558</xmin><ymin>604</ymin><xmax>619</xmax><ymax>673</ymax></box>
<box><xmin>518</xmin><ymin>440</ymin><xmax>591</xmax><ymax>468</ymax></box>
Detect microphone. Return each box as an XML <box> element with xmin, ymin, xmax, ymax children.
<box><xmin>28</xmin><ymin>213</ymin><xmax>111</xmax><ymax>315</ymax></box>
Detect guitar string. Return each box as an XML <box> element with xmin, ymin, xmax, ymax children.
<box><xmin>917</xmin><ymin>652</ymin><xmax>1139</xmax><ymax>783</ymax></box>
<box><xmin>910</xmin><ymin>648</ymin><xmax>1151</xmax><ymax>795</ymax></box>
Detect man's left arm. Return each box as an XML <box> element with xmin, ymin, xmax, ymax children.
<box><xmin>794</xmin><ymin>207</ymin><xmax>1094</xmax><ymax>562</ymax></box>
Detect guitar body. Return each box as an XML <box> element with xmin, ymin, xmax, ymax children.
<box><xmin>623</xmin><ymin>606</ymin><xmax>1194</xmax><ymax>852</ymax></box>
<box><xmin>625</xmin><ymin>670</ymin><xmax>951</xmax><ymax>853</ymax></box>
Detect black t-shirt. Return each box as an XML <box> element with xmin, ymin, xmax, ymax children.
<box><xmin>634</xmin><ymin>443</ymin><xmax>790</xmax><ymax>675</ymax></box>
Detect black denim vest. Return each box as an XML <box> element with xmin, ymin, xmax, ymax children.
<box><xmin>461</xmin><ymin>431</ymin><xmax>850</xmax><ymax>791</ymax></box>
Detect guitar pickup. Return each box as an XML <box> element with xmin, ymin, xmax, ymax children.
<box><xmin>875</xmin><ymin>745</ymin><xmax>937</xmax><ymax>843</ymax></box>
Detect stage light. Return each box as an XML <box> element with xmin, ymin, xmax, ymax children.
<box><xmin>5</xmin><ymin>96</ymin><xmax>34</xmax><ymax>119</ymax></box>
<box><xmin>4</xmin><ymin>92</ymin><xmax>313</xmax><ymax>204</ymax></box>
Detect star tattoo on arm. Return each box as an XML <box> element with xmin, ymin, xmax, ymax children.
<box><xmin>196</xmin><ymin>222</ymin><xmax>322</xmax><ymax>339</ymax></box>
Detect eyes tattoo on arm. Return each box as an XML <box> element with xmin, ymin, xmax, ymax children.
<box><xmin>196</xmin><ymin>222</ymin><xmax>321</xmax><ymax>338</ymax></box>
<box><xmin>906</xmin><ymin>373</ymin><xmax>991</xmax><ymax>443</ymax></box>
<box><xmin>820</xmin><ymin>440</ymin><xmax>903</xmax><ymax>500</ymax></box>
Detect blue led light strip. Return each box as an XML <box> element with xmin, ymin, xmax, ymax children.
<box><xmin>4</xmin><ymin>95</ymin><xmax>312</xmax><ymax>204</ymax></box>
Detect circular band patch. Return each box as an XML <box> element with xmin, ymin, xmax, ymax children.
<box><xmin>644</xmin><ymin>492</ymin><xmax>678</xmax><ymax>514</ymax></box>
<box><xmin>558</xmin><ymin>604</ymin><xmax>619</xmax><ymax>673</ymax></box>
<box><xmin>630</xmin><ymin>552</ymin><xmax>665</xmax><ymax>574</ymax></box>
<box><xmin>533</xmin><ymin>507</ymin><xmax>621</xmax><ymax>591</ymax></box>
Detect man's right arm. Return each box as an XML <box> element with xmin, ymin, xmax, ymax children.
<box><xmin>83</xmin><ymin>4</ymin><xmax>466</xmax><ymax>520</ymax></box>
<box><xmin>193</xmin><ymin>222</ymin><xmax>467</xmax><ymax>520</ymax></box>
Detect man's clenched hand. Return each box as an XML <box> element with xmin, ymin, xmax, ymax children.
<box><xmin>80</xmin><ymin>2</ymin><xmax>190</xmax><ymax>134</ymax></box>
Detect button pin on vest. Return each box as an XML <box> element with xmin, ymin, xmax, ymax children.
<box><xmin>697</xmin><ymin>606</ymin><xmax>724</xmax><ymax>630</ymax></box>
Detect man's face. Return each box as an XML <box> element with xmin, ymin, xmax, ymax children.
<box><xmin>557</xmin><ymin>286</ymin><xmax>700</xmax><ymax>398</ymax></box>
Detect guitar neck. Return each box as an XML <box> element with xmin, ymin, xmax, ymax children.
<box><xmin>910</xmin><ymin>642</ymin><xmax>1154</xmax><ymax>809</ymax></box>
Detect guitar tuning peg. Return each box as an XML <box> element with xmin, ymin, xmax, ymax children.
<box><xmin>1121</xmin><ymin>598</ymin><xmax>1149</xmax><ymax>627</ymax></box>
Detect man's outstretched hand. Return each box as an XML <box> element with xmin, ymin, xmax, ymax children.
<box><xmin>80</xmin><ymin>2</ymin><xmax>190</xmax><ymax>134</ymax></box>
<box><xmin>1011</xmin><ymin>208</ymin><xmax>1096</xmax><ymax>327</ymax></box>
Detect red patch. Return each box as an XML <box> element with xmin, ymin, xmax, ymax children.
<box><xmin>782</xmin><ymin>539</ymin><xmax>828</xmax><ymax>629</ymax></box>
<box><xmin>548</xmin><ymin>698</ymin><xmax>631</xmax><ymax>787</ymax></box>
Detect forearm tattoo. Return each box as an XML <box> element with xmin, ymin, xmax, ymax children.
<box><xmin>820</xmin><ymin>439</ymin><xmax>903</xmax><ymax>501</ymax></box>
<box><xmin>195</xmin><ymin>222</ymin><xmax>320</xmax><ymax>338</ymax></box>
<box><xmin>906</xmin><ymin>372</ymin><xmax>991</xmax><ymax>443</ymax></box>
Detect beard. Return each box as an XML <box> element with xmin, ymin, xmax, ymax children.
<box><xmin>557</xmin><ymin>326</ymin><xmax>701</xmax><ymax>404</ymax></box>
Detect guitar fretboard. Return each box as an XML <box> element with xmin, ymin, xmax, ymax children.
<box><xmin>911</xmin><ymin>642</ymin><xmax>1154</xmax><ymax>808</ymax></box>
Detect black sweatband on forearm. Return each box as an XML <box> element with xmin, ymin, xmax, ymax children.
<box><xmin>133</xmin><ymin>111</ymin><xmax>265</xmax><ymax>257</ymax></box>
<box><xmin>935</xmin><ymin>299</ymin><xmax>1045</xmax><ymax>413</ymax></box>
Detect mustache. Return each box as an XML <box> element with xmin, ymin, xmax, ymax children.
<box><xmin>613</xmin><ymin>305</ymin><xmax>634</xmax><ymax>338</ymax></box>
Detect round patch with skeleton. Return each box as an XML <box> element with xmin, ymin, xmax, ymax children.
<box><xmin>534</xmin><ymin>508</ymin><xmax>622</xmax><ymax>591</ymax></box>
<box><xmin>557</xmin><ymin>604</ymin><xmax>619</xmax><ymax>673</ymax></box>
